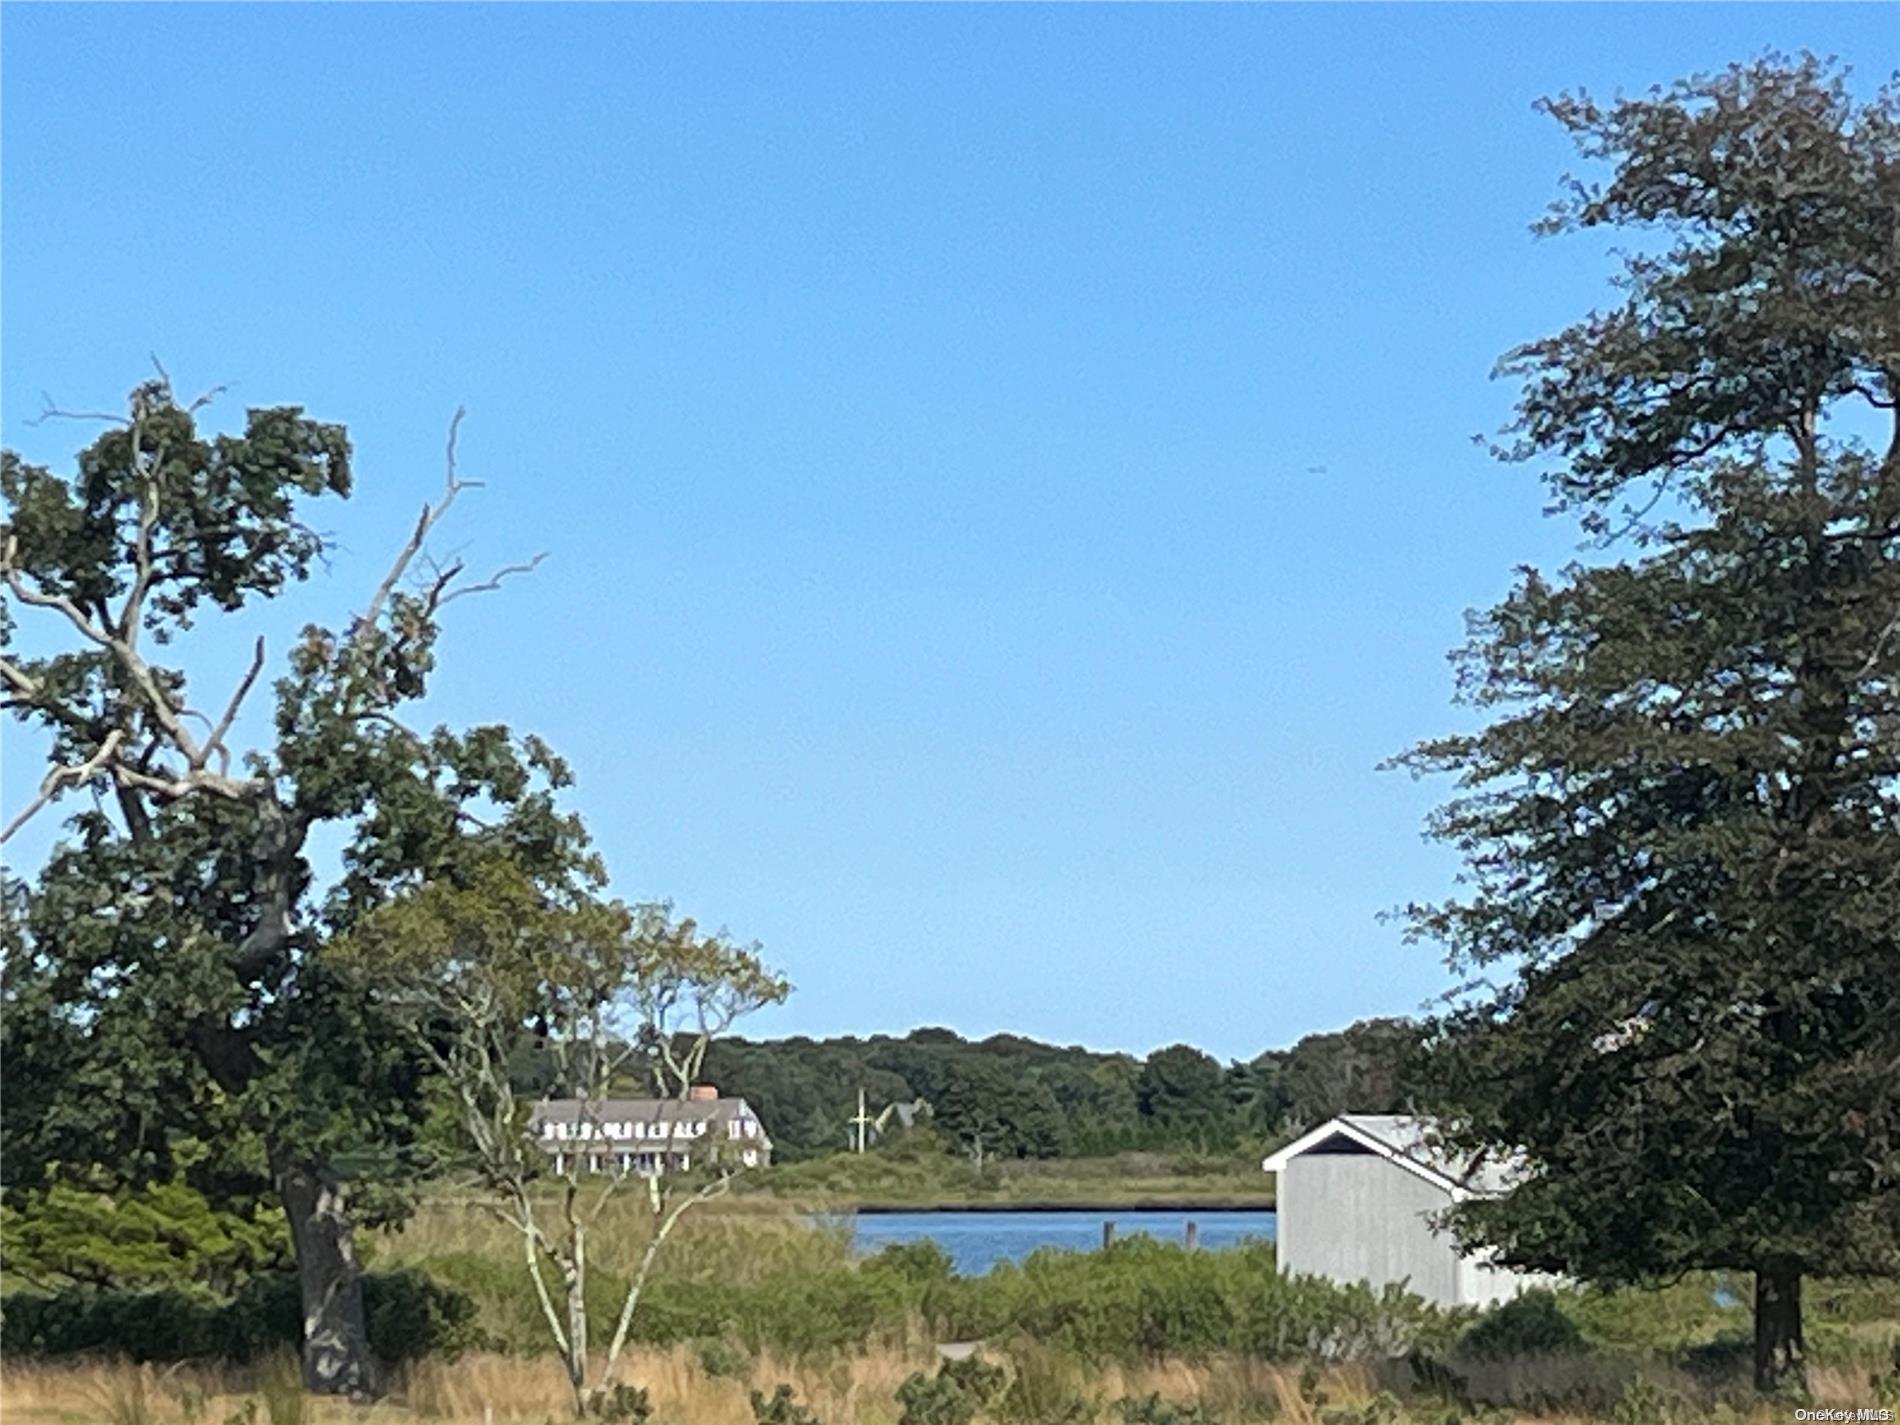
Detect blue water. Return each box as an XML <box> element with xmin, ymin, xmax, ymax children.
<box><xmin>815</xmin><ymin>1209</ymin><xmax>1278</xmax><ymax>1276</ymax></box>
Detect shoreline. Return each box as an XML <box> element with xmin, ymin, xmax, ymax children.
<box><xmin>761</xmin><ymin>1198</ymin><xmax>1276</xmax><ymax>1215</ymax></box>
<box><xmin>847</xmin><ymin>1200</ymin><xmax>1276</xmax><ymax>1215</ymax></box>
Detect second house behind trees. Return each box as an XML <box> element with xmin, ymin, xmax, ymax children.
<box><xmin>532</xmin><ymin>1087</ymin><xmax>772</xmax><ymax>1175</ymax></box>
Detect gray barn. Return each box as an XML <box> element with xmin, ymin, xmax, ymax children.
<box><xmin>1261</xmin><ymin>1114</ymin><xmax>1549</xmax><ymax>1309</ymax></box>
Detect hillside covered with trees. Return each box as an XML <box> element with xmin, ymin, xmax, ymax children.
<box><xmin>687</xmin><ymin>1017</ymin><xmax>1426</xmax><ymax>1163</ymax></box>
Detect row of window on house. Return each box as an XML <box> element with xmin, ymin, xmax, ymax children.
<box><xmin>539</xmin><ymin>1117</ymin><xmax>762</xmax><ymax>1142</ymax></box>
<box><xmin>551</xmin><ymin>1147</ymin><xmax>763</xmax><ymax>1175</ymax></box>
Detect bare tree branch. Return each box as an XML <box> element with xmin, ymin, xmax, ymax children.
<box><xmin>356</xmin><ymin>407</ymin><xmax>473</xmax><ymax>643</ymax></box>
<box><xmin>435</xmin><ymin>553</ymin><xmax>549</xmax><ymax>609</ymax></box>
<box><xmin>24</xmin><ymin>394</ymin><xmax>131</xmax><ymax>429</ymax></box>
<box><xmin>2</xmin><ymin>729</ymin><xmax>127</xmax><ymax>843</ymax></box>
<box><xmin>198</xmin><ymin>636</ymin><xmax>268</xmax><ymax>775</ymax></box>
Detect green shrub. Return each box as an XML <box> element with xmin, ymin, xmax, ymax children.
<box><xmin>864</xmin><ymin>1239</ymin><xmax>957</xmax><ymax>1285</ymax></box>
<box><xmin>0</xmin><ymin>1172</ymin><xmax>291</xmax><ymax>1295</ymax></box>
<box><xmin>363</xmin><ymin>1267</ymin><xmax>489</xmax><ymax>1364</ymax></box>
<box><xmin>1115</xmin><ymin>1392</ymin><xmax>1222</xmax><ymax>1424</ymax></box>
<box><xmin>695</xmin><ymin>1335</ymin><xmax>752</xmax><ymax>1379</ymax></box>
<box><xmin>1677</xmin><ymin>1333</ymin><xmax>1752</xmax><ymax>1383</ymax></box>
<box><xmin>586</xmin><ymin>1383</ymin><xmax>652</xmax><ymax>1423</ymax></box>
<box><xmin>896</xmin><ymin>1372</ymin><xmax>979</xmax><ymax>1425</ymax></box>
<box><xmin>897</xmin><ymin>1357</ymin><xmax>1009</xmax><ymax>1425</ymax></box>
<box><xmin>995</xmin><ymin>1338</ymin><xmax>1096</xmax><ymax>1425</ymax></box>
<box><xmin>0</xmin><ymin>1269</ymin><xmax>480</xmax><ymax>1367</ymax></box>
<box><xmin>1459</xmin><ymin>1290</ymin><xmax>1587</xmax><ymax>1360</ymax></box>
<box><xmin>751</xmin><ymin>1383</ymin><xmax>822</xmax><ymax>1425</ymax></box>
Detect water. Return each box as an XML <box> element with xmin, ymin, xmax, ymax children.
<box><xmin>815</xmin><ymin>1208</ymin><xmax>1278</xmax><ymax>1276</ymax></box>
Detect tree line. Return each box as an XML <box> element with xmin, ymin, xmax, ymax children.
<box><xmin>681</xmin><ymin>1019</ymin><xmax>1426</xmax><ymax>1163</ymax></box>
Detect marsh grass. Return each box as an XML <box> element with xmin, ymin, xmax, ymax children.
<box><xmin>8</xmin><ymin>1349</ymin><xmax>1883</xmax><ymax>1425</ymax></box>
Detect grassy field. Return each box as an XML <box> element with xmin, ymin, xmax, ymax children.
<box><xmin>729</xmin><ymin>1148</ymin><xmax>1273</xmax><ymax>1210</ymax></box>
<box><xmin>9</xmin><ymin>1199</ymin><xmax>1897</xmax><ymax>1424</ymax></box>
<box><xmin>3</xmin><ymin>1347</ymin><xmax>1893</xmax><ymax>1425</ymax></box>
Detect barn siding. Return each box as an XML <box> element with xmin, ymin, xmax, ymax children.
<box><xmin>1279</xmin><ymin>1151</ymin><xmax>1461</xmax><ymax>1305</ymax></box>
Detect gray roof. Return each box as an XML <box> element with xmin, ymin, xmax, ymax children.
<box><xmin>1262</xmin><ymin>1113</ymin><xmax>1525</xmax><ymax>1196</ymax></box>
<box><xmin>532</xmin><ymin>1096</ymin><xmax>759</xmax><ymax>1123</ymax></box>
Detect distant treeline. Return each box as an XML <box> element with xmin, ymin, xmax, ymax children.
<box><xmin>662</xmin><ymin>1018</ymin><xmax>1430</xmax><ymax>1163</ymax></box>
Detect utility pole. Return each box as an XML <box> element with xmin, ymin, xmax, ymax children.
<box><xmin>851</xmin><ymin>1087</ymin><xmax>873</xmax><ymax>1154</ymax></box>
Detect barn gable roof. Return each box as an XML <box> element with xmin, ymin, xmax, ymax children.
<box><xmin>1259</xmin><ymin>1114</ymin><xmax>1519</xmax><ymax>1198</ymax></box>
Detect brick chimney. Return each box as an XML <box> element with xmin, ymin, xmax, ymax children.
<box><xmin>687</xmin><ymin>1085</ymin><xmax>718</xmax><ymax>1102</ymax></box>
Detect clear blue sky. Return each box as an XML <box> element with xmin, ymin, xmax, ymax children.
<box><xmin>4</xmin><ymin>6</ymin><xmax>1891</xmax><ymax>1063</ymax></box>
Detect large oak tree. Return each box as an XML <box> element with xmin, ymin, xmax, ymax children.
<box><xmin>1</xmin><ymin>379</ymin><xmax>579</xmax><ymax>1395</ymax></box>
<box><xmin>1397</xmin><ymin>56</ymin><xmax>1899</xmax><ymax>1393</ymax></box>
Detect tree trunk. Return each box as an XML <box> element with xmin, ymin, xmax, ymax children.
<box><xmin>277</xmin><ymin>1157</ymin><xmax>377</xmax><ymax>1398</ymax></box>
<box><xmin>1753</xmin><ymin>1263</ymin><xmax>1806</xmax><ymax>1394</ymax></box>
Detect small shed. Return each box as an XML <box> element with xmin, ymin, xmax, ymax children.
<box><xmin>1261</xmin><ymin>1113</ymin><xmax>1549</xmax><ymax>1309</ymax></box>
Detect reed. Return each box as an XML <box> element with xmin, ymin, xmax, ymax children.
<box><xmin>0</xmin><ymin>1346</ymin><xmax>1885</xmax><ymax>1424</ymax></box>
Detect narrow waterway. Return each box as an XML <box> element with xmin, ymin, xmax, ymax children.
<box><xmin>810</xmin><ymin>1208</ymin><xmax>1277</xmax><ymax>1275</ymax></box>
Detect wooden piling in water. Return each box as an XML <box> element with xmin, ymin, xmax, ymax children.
<box><xmin>1185</xmin><ymin>1220</ymin><xmax>1199</xmax><ymax>1251</ymax></box>
<box><xmin>1102</xmin><ymin>1220</ymin><xmax>1116</xmax><ymax>1249</ymax></box>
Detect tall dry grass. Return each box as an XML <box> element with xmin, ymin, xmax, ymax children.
<box><xmin>377</xmin><ymin>1193</ymin><xmax>851</xmax><ymax>1285</ymax></box>
<box><xmin>1</xmin><ymin>1347</ymin><xmax>1888</xmax><ymax>1424</ymax></box>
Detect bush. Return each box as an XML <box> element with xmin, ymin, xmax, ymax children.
<box><xmin>897</xmin><ymin>1357</ymin><xmax>1008</xmax><ymax>1425</ymax></box>
<box><xmin>0</xmin><ymin>1268</ymin><xmax>481</xmax><ymax>1368</ymax></box>
<box><xmin>1459</xmin><ymin>1289</ymin><xmax>1587</xmax><ymax>1360</ymax></box>
<box><xmin>363</xmin><ymin>1268</ymin><xmax>489</xmax><ymax>1364</ymax></box>
<box><xmin>1115</xmin><ymin>1393</ymin><xmax>1223</xmax><ymax>1424</ymax></box>
<box><xmin>586</xmin><ymin>1383</ymin><xmax>652</xmax><ymax>1423</ymax></box>
<box><xmin>694</xmin><ymin>1335</ymin><xmax>752</xmax><ymax>1379</ymax></box>
<box><xmin>751</xmin><ymin>1384</ymin><xmax>822</xmax><ymax>1425</ymax></box>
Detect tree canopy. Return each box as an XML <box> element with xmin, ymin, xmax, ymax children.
<box><xmin>2</xmin><ymin>382</ymin><xmax>575</xmax><ymax>1395</ymax></box>
<box><xmin>1397</xmin><ymin>55</ymin><xmax>1900</xmax><ymax>1394</ymax></box>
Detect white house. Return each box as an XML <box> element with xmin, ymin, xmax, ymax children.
<box><xmin>1261</xmin><ymin>1113</ymin><xmax>1552</xmax><ymax>1309</ymax></box>
<box><xmin>530</xmin><ymin>1087</ymin><xmax>772</xmax><ymax>1177</ymax></box>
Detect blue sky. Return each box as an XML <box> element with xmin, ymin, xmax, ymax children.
<box><xmin>4</xmin><ymin>6</ymin><xmax>1892</xmax><ymax>1062</ymax></box>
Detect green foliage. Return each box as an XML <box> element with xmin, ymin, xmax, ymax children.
<box><xmin>750</xmin><ymin>1383</ymin><xmax>822</xmax><ymax>1425</ymax></box>
<box><xmin>694</xmin><ymin>1023</ymin><xmax>1427</xmax><ymax>1166</ymax></box>
<box><xmin>0</xmin><ymin>1268</ymin><xmax>482</xmax><ymax>1367</ymax></box>
<box><xmin>1609</xmin><ymin>1376</ymin><xmax>1678</xmax><ymax>1425</ymax></box>
<box><xmin>0</xmin><ymin>1169</ymin><xmax>290</xmax><ymax>1293</ymax></box>
<box><xmin>897</xmin><ymin>1357</ymin><xmax>1009</xmax><ymax>1425</ymax></box>
<box><xmin>586</xmin><ymin>1384</ymin><xmax>653</xmax><ymax>1423</ymax></box>
<box><xmin>1395</xmin><ymin>54</ymin><xmax>1900</xmax><ymax>1394</ymax></box>
<box><xmin>1280</xmin><ymin>1021</ymin><xmax>1422</xmax><ymax>1130</ymax></box>
<box><xmin>994</xmin><ymin>1338</ymin><xmax>1096</xmax><ymax>1425</ymax></box>
<box><xmin>1320</xmin><ymin>1391</ymin><xmax>1406</xmax><ymax>1425</ymax></box>
<box><xmin>1115</xmin><ymin>1393</ymin><xmax>1223</xmax><ymax>1425</ymax></box>
<box><xmin>3</xmin><ymin>381</ymin><xmax>605</xmax><ymax>1393</ymax></box>
<box><xmin>695</xmin><ymin>1335</ymin><xmax>752</xmax><ymax>1379</ymax></box>
<box><xmin>1458</xmin><ymin>1290</ymin><xmax>1588</xmax><ymax>1360</ymax></box>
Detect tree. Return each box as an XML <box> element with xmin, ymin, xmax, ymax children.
<box><xmin>1280</xmin><ymin>1019</ymin><xmax>1422</xmax><ymax>1129</ymax></box>
<box><xmin>932</xmin><ymin>1059</ymin><xmax>1066</xmax><ymax>1165</ymax></box>
<box><xmin>1395</xmin><ymin>57</ymin><xmax>1900</xmax><ymax>1393</ymax></box>
<box><xmin>1136</xmin><ymin>1044</ymin><xmax>1230</xmax><ymax>1147</ymax></box>
<box><xmin>1224</xmin><ymin>1052</ymin><xmax>1291</xmax><ymax>1141</ymax></box>
<box><xmin>1</xmin><ymin>379</ymin><xmax>562</xmax><ymax>1395</ymax></box>
<box><xmin>339</xmin><ymin>870</ymin><xmax>789</xmax><ymax>1418</ymax></box>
